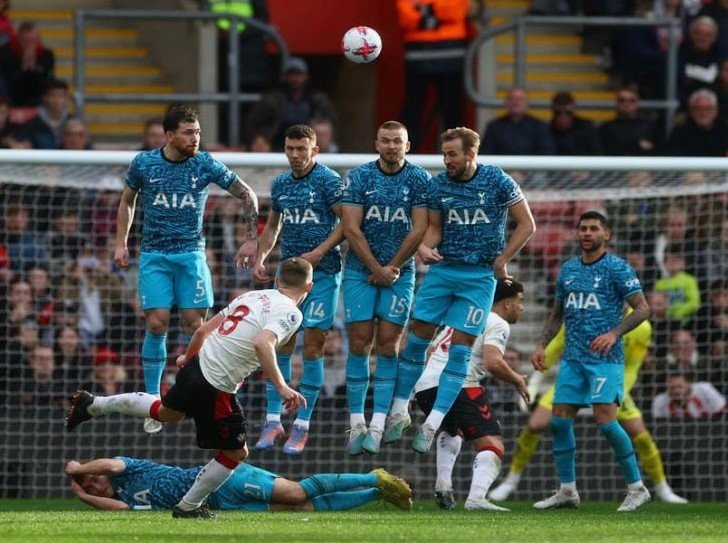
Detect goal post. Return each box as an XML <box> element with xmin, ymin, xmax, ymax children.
<box><xmin>0</xmin><ymin>150</ymin><xmax>725</xmax><ymax>502</ymax></box>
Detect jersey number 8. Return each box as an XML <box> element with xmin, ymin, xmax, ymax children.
<box><xmin>217</xmin><ymin>304</ymin><xmax>250</xmax><ymax>336</ymax></box>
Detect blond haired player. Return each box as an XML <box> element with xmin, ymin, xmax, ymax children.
<box><xmin>489</xmin><ymin>318</ymin><xmax>687</xmax><ymax>504</ymax></box>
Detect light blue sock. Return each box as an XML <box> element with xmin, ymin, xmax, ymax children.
<box><xmin>297</xmin><ymin>357</ymin><xmax>324</xmax><ymax>422</ymax></box>
<box><xmin>551</xmin><ymin>416</ymin><xmax>576</xmax><ymax>484</ymax></box>
<box><xmin>393</xmin><ymin>333</ymin><xmax>431</xmax><ymax>401</ymax></box>
<box><xmin>599</xmin><ymin>420</ymin><xmax>642</xmax><ymax>484</ymax></box>
<box><xmin>312</xmin><ymin>489</ymin><xmax>381</xmax><ymax>511</ymax></box>
<box><xmin>141</xmin><ymin>331</ymin><xmax>167</xmax><ymax>396</ymax></box>
<box><xmin>300</xmin><ymin>473</ymin><xmax>378</xmax><ymax>498</ymax></box>
<box><xmin>346</xmin><ymin>354</ymin><xmax>370</xmax><ymax>416</ymax></box>
<box><xmin>431</xmin><ymin>343</ymin><xmax>471</xmax><ymax>415</ymax></box>
<box><xmin>266</xmin><ymin>354</ymin><xmax>292</xmax><ymax>416</ymax></box>
<box><xmin>373</xmin><ymin>355</ymin><xmax>397</xmax><ymax>417</ymax></box>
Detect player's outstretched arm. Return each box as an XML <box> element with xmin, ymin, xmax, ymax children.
<box><xmin>254</xmin><ymin>210</ymin><xmax>283</xmax><ymax>283</ymax></box>
<box><xmin>493</xmin><ymin>199</ymin><xmax>536</xmax><ymax>280</ymax></box>
<box><xmin>253</xmin><ymin>330</ymin><xmax>306</xmax><ymax>412</ymax></box>
<box><xmin>113</xmin><ymin>186</ymin><xmax>138</xmax><ymax>268</ymax></box>
<box><xmin>228</xmin><ymin>177</ymin><xmax>260</xmax><ymax>269</ymax></box>
<box><xmin>176</xmin><ymin>312</ymin><xmax>225</xmax><ymax>367</ymax></box>
<box><xmin>388</xmin><ymin>206</ymin><xmax>429</xmax><ymax>270</ymax></box>
<box><xmin>302</xmin><ymin>205</ymin><xmax>345</xmax><ymax>269</ymax></box>
<box><xmin>483</xmin><ymin>345</ymin><xmax>530</xmax><ymax>404</ymax></box>
<box><xmin>533</xmin><ymin>300</ymin><xmax>564</xmax><ymax>371</ymax></box>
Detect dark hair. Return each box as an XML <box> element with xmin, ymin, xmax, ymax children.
<box><xmin>578</xmin><ymin>210</ymin><xmax>609</xmax><ymax>228</ymax></box>
<box><xmin>552</xmin><ymin>90</ymin><xmax>575</xmax><ymax>107</ymax></box>
<box><xmin>493</xmin><ymin>278</ymin><xmax>524</xmax><ymax>304</ymax></box>
<box><xmin>667</xmin><ymin>371</ymin><xmax>694</xmax><ymax>383</ymax></box>
<box><xmin>710</xmin><ymin>279</ymin><xmax>728</xmax><ymax>292</ymax></box>
<box><xmin>664</xmin><ymin>244</ymin><xmax>686</xmax><ymax>258</ymax></box>
<box><xmin>440</xmin><ymin>127</ymin><xmax>480</xmax><ymax>153</ymax></box>
<box><xmin>143</xmin><ymin>117</ymin><xmax>163</xmax><ymax>130</ymax></box>
<box><xmin>44</xmin><ymin>79</ymin><xmax>69</xmax><ymax>94</ymax></box>
<box><xmin>278</xmin><ymin>257</ymin><xmax>313</xmax><ymax>288</ymax></box>
<box><xmin>162</xmin><ymin>104</ymin><xmax>200</xmax><ymax>133</ymax></box>
<box><xmin>285</xmin><ymin>124</ymin><xmax>317</xmax><ymax>142</ymax></box>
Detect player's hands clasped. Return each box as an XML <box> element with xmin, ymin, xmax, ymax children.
<box><xmin>531</xmin><ymin>345</ymin><xmax>546</xmax><ymax>372</ymax></box>
<box><xmin>590</xmin><ymin>331</ymin><xmax>617</xmax><ymax>356</ymax></box>
<box><xmin>113</xmin><ymin>245</ymin><xmax>129</xmax><ymax>268</ymax></box>
<box><xmin>370</xmin><ymin>265</ymin><xmax>400</xmax><ymax>285</ymax></box>
<box><xmin>417</xmin><ymin>244</ymin><xmax>442</xmax><ymax>265</ymax></box>
<box><xmin>65</xmin><ymin>460</ymin><xmax>81</xmax><ymax>476</ymax></box>
<box><xmin>278</xmin><ymin>384</ymin><xmax>307</xmax><ymax>412</ymax></box>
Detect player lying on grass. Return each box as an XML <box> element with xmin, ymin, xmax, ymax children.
<box><xmin>66</xmin><ymin>457</ymin><xmax>412</xmax><ymax>512</ymax></box>
<box><xmin>413</xmin><ymin>278</ymin><xmax>530</xmax><ymax>511</ymax></box>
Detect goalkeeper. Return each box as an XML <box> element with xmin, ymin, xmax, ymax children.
<box><xmin>489</xmin><ymin>319</ymin><xmax>688</xmax><ymax>504</ymax></box>
<box><xmin>66</xmin><ymin>457</ymin><xmax>411</xmax><ymax>514</ymax></box>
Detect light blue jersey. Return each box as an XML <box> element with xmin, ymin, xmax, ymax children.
<box><xmin>126</xmin><ymin>149</ymin><xmax>237</xmax><ymax>254</ymax></box>
<box><xmin>111</xmin><ymin>457</ymin><xmax>201</xmax><ymax>510</ymax></box>
<box><xmin>342</xmin><ymin>160</ymin><xmax>432</xmax><ymax>273</ymax></box>
<box><xmin>556</xmin><ymin>253</ymin><xmax>643</xmax><ymax>365</ymax></box>
<box><xmin>429</xmin><ymin>165</ymin><xmax>523</xmax><ymax>267</ymax></box>
<box><xmin>271</xmin><ymin>163</ymin><xmax>344</xmax><ymax>275</ymax></box>
<box><xmin>110</xmin><ymin>457</ymin><xmax>279</xmax><ymax>511</ymax></box>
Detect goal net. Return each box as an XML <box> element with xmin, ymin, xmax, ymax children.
<box><xmin>0</xmin><ymin>151</ymin><xmax>725</xmax><ymax>503</ymax></box>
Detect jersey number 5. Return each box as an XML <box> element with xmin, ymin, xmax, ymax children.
<box><xmin>218</xmin><ymin>304</ymin><xmax>250</xmax><ymax>336</ymax></box>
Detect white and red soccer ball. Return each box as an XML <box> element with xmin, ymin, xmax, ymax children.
<box><xmin>342</xmin><ymin>26</ymin><xmax>382</xmax><ymax>64</ymax></box>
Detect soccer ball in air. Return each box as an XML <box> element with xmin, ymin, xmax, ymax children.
<box><xmin>342</xmin><ymin>26</ymin><xmax>382</xmax><ymax>64</ymax></box>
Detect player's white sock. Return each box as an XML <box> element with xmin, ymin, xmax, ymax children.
<box><xmin>628</xmin><ymin>480</ymin><xmax>646</xmax><ymax>491</ymax></box>
<box><xmin>436</xmin><ymin>432</ymin><xmax>463</xmax><ymax>490</ymax></box>
<box><xmin>425</xmin><ymin>410</ymin><xmax>446</xmax><ymax>431</ymax></box>
<box><xmin>390</xmin><ymin>398</ymin><xmax>409</xmax><ymax>417</ymax></box>
<box><xmin>88</xmin><ymin>393</ymin><xmax>159</xmax><ymax>418</ymax></box>
<box><xmin>266</xmin><ymin>414</ymin><xmax>281</xmax><ymax>423</ymax></box>
<box><xmin>350</xmin><ymin>413</ymin><xmax>366</xmax><ymax>428</ymax></box>
<box><xmin>466</xmin><ymin>450</ymin><xmax>502</xmax><ymax>502</ymax></box>
<box><xmin>177</xmin><ymin>454</ymin><xmax>239</xmax><ymax>511</ymax></box>
<box><xmin>293</xmin><ymin>418</ymin><xmax>310</xmax><ymax>430</ymax></box>
<box><xmin>560</xmin><ymin>481</ymin><xmax>577</xmax><ymax>493</ymax></box>
<box><xmin>370</xmin><ymin>413</ymin><xmax>386</xmax><ymax>431</ymax></box>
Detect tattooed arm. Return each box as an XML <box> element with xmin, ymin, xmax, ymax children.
<box><xmin>227</xmin><ymin>176</ymin><xmax>260</xmax><ymax>269</ymax></box>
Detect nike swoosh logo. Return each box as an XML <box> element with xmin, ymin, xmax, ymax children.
<box><xmin>278</xmin><ymin>195</ymin><xmax>289</xmax><ymax>200</ymax></box>
<box><xmin>149</xmin><ymin>178</ymin><xmax>161</xmax><ymax>184</ymax></box>
<box><xmin>365</xmin><ymin>190</ymin><xmax>377</xmax><ymax>195</ymax></box>
<box><xmin>442</xmin><ymin>197</ymin><xmax>454</xmax><ymax>203</ymax></box>
<box><xmin>565</xmin><ymin>279</ymin><xmax>574</xmax><ymax>285</ymax></box>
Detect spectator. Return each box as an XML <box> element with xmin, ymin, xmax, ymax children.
<box><xmin>311</xmin><ymin>117</ymin><xmax>339</xmax><ymax>153</ymax></box>
<box><xmin>247</xmin><ymin>132</ymin><xmax>272</xmax><ymax>152</ymax></box>
<box><xmin>2</xmin><ymin>203</ymin><xmax>47</xmax><ymax>274</ymax></box>
<box><xmin>652</xmin><ymin>372</ymin><xmax>726</xmax><ymax>418</ymax></box>
<box><xmin>598</xmin><ymin>87</ymin><xmax>657</xmax><ymax>155</ymax></box>
<box><xmin>396</xmin><ymin>0</ymin><xmax>470</xmax><ymax>152</ymax></box>
<box><xmin>0</xmin><ymin>1</ymin><xmax>13</xmax><ymax>50</ymax></box>
<box><xmin>481</xmin><ymin>87</ymin><xmax>555</xmax><ymax>155</ymax></box>
<box><xmin>699</xmin><ymin>0</ymin><xmax>728</xmax><ymax>58</ymax></box>
<box><xmin>27</xmin><ymin>265</ymin><xmax>54</xmax><ymax>343</ymax></box>
<box><xmin>664</xmin><ymin>89</ymin><xmax>728</xmax><ymax>157</ymax></box>
<box><xmin>690</xmin><ymin>279</ymin><xmax>728</xmax><ymax>356</ymax></box>
<box><xmin>647</xmin><ymin>289</ymin><xmax>681</xmax><ymax>360</ymax></box>
<box><xmin>0</xmin><ymin>21</ymin><xmax>55</xmax><ymax>106</ymax></box>
<box><xmin>60</xmin><ymin>118</ymin><xmax>93</xmax><ymax>150</ymax></box>
<box><xmin>89</xmin><ymin>189</ymin><xmax>121</xmax><ymax>252</ymax></box>
<box><xmin>0</xmin><ymin>279</ymin><xmax>33</xmax><ymax>347</ymax></box>
<box><xmin>711</xmin><ymin>57</ymin><xmax>728</xmax><ymax>124</ymax></box>
<box><xmin>244</xmin><ymin>56</ymin><xmax>337</xmax><ymax>149</ymax></box>
<box><xmin>46</xmin><ymin>209</ymin><xmax>85</xmax><ymax>273</ymax></box>
<box><xmin>625</xmin><ymin>243</ymin><xmax>658</xmax><ymax>293</ymax></box>
<box><xmin>665</xmin><ymin>329</ymin><xmax>703</xmax><ymax>375</ymax></box>
<box><xmin>0</xmin><ymin>96</ymin><xmax>29</xmax><ymax>149</ymax></box>
<box><xmin>54</xmin><ymin>325</ymin><xmax>90</xmax><ymax>385</ymax></box>
<box><xmin>17</xmin><ymin>78</ymin><xmax>72</xmax><ymax>149</ymax></box>
<box><xmin>653</xmin><ymin>204</ymin><xmax>701</xmax><ymax>278</ymax></box>
<box><xmin>81</xmin><ymin>346</ymin><xmax>132</xmax><ymax>396</ymax></box>
<box><xmin>549</xmin><ymin>91</ymin><xmax>601</xmax><ymax>155</ymax></box>
<box><xmin>677</xmin><ymin>16</ymin><xmax>721</xmax><ymax>104</ymax></box>
<box><xmin>139</xmin><ymin>117</ymin><xmax>164</xmax><ymax>151</ymax></box>
<box><xmin>702</xmin><ymin>216</ymin><xmax>728</xmax><ymax>288</ymax></box>
<box><xmin>654</xmin><ymin>246</ymin><xmax>701</xmax><ymax>326</ymax></box>
<box><xmin>21</xmin><ymin>345</ymin><xmax>67</xmax><ymax>406</ymax></box>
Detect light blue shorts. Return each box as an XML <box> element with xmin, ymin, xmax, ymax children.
<box><xmin>300</xmin><ymin>268</ymin><xmax>342</xmax><ymax>330</ymax></box>
<box><xmin>210</xmin><ymin>463</ymin><xmax>279</xmax><ymax>511</ymax></box>
<box><xmin>342</xmin><ymin>268</ymin><xmax>415</xmax><ymax>327</ymax></box>
<box><xmin>138</xmin><ymin>250</ymin><xmax>213</xmax><ymax>310</ymax></box>
<box><xmin>412</xmin><ymin>263</ymin><xmax>496</xmax><ymax>335</ymax></box>
<box><xmin>553</xmin><ymin>358</ymin><xmax>625</xmax><ymax>407</ymax></box>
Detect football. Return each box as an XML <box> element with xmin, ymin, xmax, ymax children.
<box><xmin>342</xmin><ymin>26</ymin><xmax>382</xmax><ymax>64</ymax></box>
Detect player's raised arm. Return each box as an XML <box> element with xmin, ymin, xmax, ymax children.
<box><xmin>253</xmin><ymin>329</ymin><xmax>306</xmax><ymax>412</ymax></box>
<box><xmin>493</xmin><ymin>198</ymin><xmax>536</xmax><ymax>280</ymax></box>
<box><xmin>113</xmin><ymin>185</ymin><xmax>138</xmax><ymax>268</ymax></box>
<box><xmin>254</xmin><ymin>209</ymin><xmax>283</xmax><ymax>283</ymax></box>
<box><xmin>418</xmin><ymin>209</ymin><xmax>443</xmax><ymax>264</ymax></box>
<box><xmin>533</xmin><ymin>300</ymin><xmax>564</xmax><ymax>371</ymax></box>
<box><xmin>227</xmin><ymin>176</ymin><xmax>260</xmax><ymax>269</ymax></box>
<box><xmin>66</xmin><ymin>458</ymin><xmax>126</xmax><ymax>476</ymax></box>
<box><xmin>388</xmin><ymin>206</ymin><xmax>429</xmax><ymax>270</ymax></box>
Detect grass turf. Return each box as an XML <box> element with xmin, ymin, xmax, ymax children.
<box><xmin>1</xmin><ymin>500</ymin><xmax>726</xmax><ymax>543</ymax></box>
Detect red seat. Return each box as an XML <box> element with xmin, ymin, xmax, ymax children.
<box><xmin>9</xmin><ymin>106</ymin><xmax>38</xmax><ymax>124</ymax></box>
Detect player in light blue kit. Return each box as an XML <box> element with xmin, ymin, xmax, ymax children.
<box><xmin>253</xmin><ymin>124</ymin><xmax>344</xmax><ymax>455</ymax></box>
<box><xmin>532</xmin><ymin>210</ymin><xmax>652</xmax><ymax>512</ymax></box>
<box><xmin>66</xmin><ymin>457</ymin><xmax>412</xmax><ymax>515</ymax></box>
<box><xmin>341</xmin><ymin>121</ymin><xmax>431</xmax><ymax>455</ymax></box>
<box><xmin>383</xmin><ymin>127</ymin><xmax>535</xmax><ymax>454</ymax></box>
<box><xmin>114</xmin><ymin>105</ymin><xmax>259</xmax><ymax>435</ymax></box>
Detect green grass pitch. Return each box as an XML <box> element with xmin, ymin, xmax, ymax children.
<box><xmin>2</xmin><ymin>500</ymin><xmax>727</xmax><ymax>543</ymax></box>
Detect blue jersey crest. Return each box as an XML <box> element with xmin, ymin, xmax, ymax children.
<box><xmin>126</xmin><ymin>149</ymin><xmax>237</xmax><ymax>253</ymax></box>
<box><xmin>271</xmin><ymin>163</ymin><xmax>344</xmax><ymax>274</ymax></box>
<box><xmin>428</xmin><ymin>165</ymin><xmax>523</xmax><ymax>267</ymax></box>
<box><xmin>342</xmin><ymin>160</ymin><xmax>432</xmax><ymax>273</ymax></box>
<box><xmin>556</xmin><ymin>253</ymin><xmax>643</xmax><ymax>364</ymax></box>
